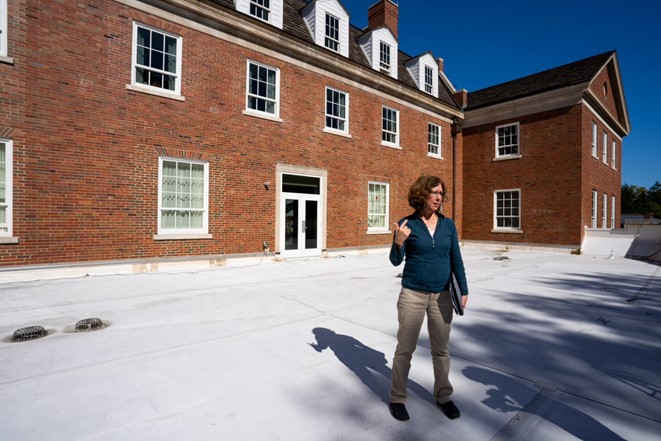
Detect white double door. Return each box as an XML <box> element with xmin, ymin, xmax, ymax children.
<box><xmin>278</xmin><ymin>173</ymin><xmax>322</xmax><ymax>258</ymax></box>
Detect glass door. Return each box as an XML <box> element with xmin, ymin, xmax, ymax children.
<box><xmin>280</xmin><ymin>174</ymin><xmax>321</xmax><ymax>257</ymax></box>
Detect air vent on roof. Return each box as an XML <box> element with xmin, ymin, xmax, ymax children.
<box><xmin>12</xmin><ymin>326</ymin><xmax>48</xmax><ymax>341</ymax></box>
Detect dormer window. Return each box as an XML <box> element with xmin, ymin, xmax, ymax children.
<box><xmin>405</xmin><ymin>53</ymin><xmax>438</xmax><ymax>96</ymax></box>
<box><xmin>324</xmin><ymin>13</ymin><xmax>340</xmax><ymax>52</ymax></box>
<box><xmin>379</xmin><ymin>42</ymin><xmax>391</xmax><ymax>74</ymax></box>
<box><xmin>424</xmin><ymin>65</ymin><xmax>433</xmax><ymax>94</ymax></box>
<box><xmin>250</xmin><ymin>0</ymin><xmax>270</xmax><ymax>22</ymax></box>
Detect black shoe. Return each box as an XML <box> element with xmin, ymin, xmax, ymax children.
<box><xmin>388</xmin><ymin>402</ymin><xmax>410</xmax><ymax>421</ymax></box>
<box><xmin>438</xmin><ymin>400</ymin><xmax>460</xmax><ymax>419</ymax></box>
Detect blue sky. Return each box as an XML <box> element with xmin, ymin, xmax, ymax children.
<box><xmin>342</xmin><ymin>0</ymin><xmax>660</xmax><ymax>189</ymax></box>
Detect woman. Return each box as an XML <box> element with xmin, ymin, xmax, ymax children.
<box><xmin>388</xmin><ymin>175</ymin><xmax>469</xmax><ymax>421</ymax></box>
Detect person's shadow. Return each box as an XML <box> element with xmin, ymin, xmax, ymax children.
<box><xmin>464</xmin><ymin>366</ymin><xmax>626</xmax><ymax>440</ymax></box>
<box><xmin>310</xmin><ymin>327</ymin><xmax>434</xmax><ymax>404</ymax></box>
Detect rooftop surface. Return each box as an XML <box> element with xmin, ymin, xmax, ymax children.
<box><xmin>1</xmin><ymin>247</ymin><xmax>659</xmax><ymax>440</ymax></box>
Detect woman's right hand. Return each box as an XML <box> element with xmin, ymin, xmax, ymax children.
<box><xmin>393</xmin><ymin>219</ymin><xmax>411</xmax><ymax>249</ymax></box>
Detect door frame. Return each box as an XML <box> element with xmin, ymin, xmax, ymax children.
<box><xmin>275</xmin><ymin>164</ymin><xmax>327</xmax><ymax>258</ymax></box>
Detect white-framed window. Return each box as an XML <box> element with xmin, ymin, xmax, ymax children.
<box><xmin>132</xmin><ymin>23</ymin><xmax>182</xmax><ymax>95</ymax></box>
<box><xmin>0</xmin><ymin>0</ymin><xmax>8</xmax><ymax>57</ymax></box>
<box><xmin>591</xmin><ymin>122</ymin><xmax>598</xmax><ymax>157</ymax></box>
<box><xmin>0</xmin><ymin>139</ymin><xmax>12</xmax><ymax>236</ymax></box>
<box><xmin>496</xmin><ymin>122</ymin><xmax>519</xmax><ymax>157</ymax></box>
<box><xmin>611</xmin><ymin>195</ymin><xmax>616</xmax><ymax>229</ymax></box>
<box><xmin>591</xmin><ymin>190</ymin><xmax>598</xmax><ymax>228</ymax></box>
<box><xmin>602</xmin><ymin>131</ymin><xmax>608</xmax><ymax>164</ymax></box>
<box><xmin>379</xmin><ymin>41</ymin><xmax>391</xmax><ymax>74</ymax></box>
<box><xmin>494</xmin><ymin>190</ymin><xmax>521</xmax><ymax>230</ymax></box>
<box><xmin>324</xmin><ymin>13</ymin><xmax>340</xmax><ymax>52</ymax></box>
<box><xmin>368</xmin><ymin>182</ymin><xmax>389</xmax><ymax>233</ymax></box>
<box><xmin>325</xmin><ymin>87</ymin><xmax>348</xmax><ymax>133</ymax></box>
<box><xmin>428</xmin><ymin>123</ymin><xmax>441</xmax><ymax>157</ymax></box>
<box><xmin>250</xmin><ymin>0</ymin><xmax>271</xmax><ymax>22</ymax></box>
<box><xmin>158</xmin><ymin>158</ymin><xmax>209</xmax><ymax>235</ymax></box>
<box><xmin>424</xmin><ymin>65</ymin><xmax>433</xmax><ymax>94</ymax></box>
<box><xmin>381</xmin><ymin>106</ymin><xmax>399</xmax><ymax>146</ymax></box>
<box><xmin>611</xmin><ymin>140</ymin><xmax>617</xmax><ymax>169</ymax></box>
<box><xmin>602</xmin><ymin>193</ymin><xmax>608</xmax><ymax>229</ymax></box>
<box><xmin>246</xmin><ymin>60</ymin><xmax>280</xmax><ymax>117</ymax></box>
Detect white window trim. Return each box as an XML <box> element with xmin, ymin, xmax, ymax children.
<box><xmin>495</xmin><ymin>122</ymin><xmax>521</xmax><ymax>159</ymax></box>
<box><xmin>591</xmin><ymin>190</ymin><xmax>598</xmax><ymax>228</ymax></box>
<box><xmin>249</xmin><ymin>0</ymin><xmax>271</xmax><ymax>23</ymax></box>
<box><xmin>0</xmin><ymin>139</ymin><xmax>13</xmax><ymax>239</ymax></box>
<box><xmin>367</xmin><ymin>181</ymin><xmax>390</xmax><ymax>233</ymax></box>
<box><xmin>423</xmin><ymin>65</ymin><xmax>434</xmax><ymax>94</ymax></box>
<box><xmin>493</xmin><ymin>189</ymin><xmax>522</xmax><ymax>233</ymax></box>
<box><xmin>324</xmin><ymin>13</ymin><xmax>340</xmax><ymax>53</ymax></box>
<box><xmin>245</xmin><ymin>59</ymin><xmax>281</xmax><ymax>119</ymax></box>
<box><xmin>602</xmin><ymin>131</ymin><xmax>608</xmax><ymax>164</ymax></box>
<box><xmin>379</xmin><ymin>41</ymin><xmax>391</xmax><ymax>74</ymax></box>
<box><xmin>381</xmin><ymin>106</ymin><xmax>400</xmax><ymax>148</ymax></box>
<box><xmin>0</xmin><ymin>0</ymin><xmax>8</xmax><ymax>59</ymax></box>
<box><xmin>591</xmin><ymin>122</ymin><xmax>598</xmax><ymax>158</ymax></box>
<box><xmin>130</xmin><ymin>22</ymin><xmax>183</xmax><ymax>98</ymax></box>
<box><xmin>156</xmin><ymin>157</ymin><xmax>210</xmax><ymax>237</ymax></box>
<box><xmin>611</xmin><ymin>195</ymin><xmax>616</xmax><ymax>229</ymax></box>
<box><xmin>427</xmin><ymin>122</ymin><xmax>442</xmax><ymax>158</ymax></box>
<box><xmin>324</xmin><ymin>86</ymin><xmax>349</xmax><ymax>136</ymax></box>
<box><xmin>602</xmin><ymin>193</ymin><xmax>608</xmax><ymax>229</ymax></box>
<box><xmin>611</xmin><ymin>139</ymin><xmax>617</xmax><ymax>169</ymax></box>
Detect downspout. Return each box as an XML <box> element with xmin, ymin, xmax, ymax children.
<box><xmin>450</xmin><ymin>119</ymin><xmax>463</xmax><ymax>219</ymax></box>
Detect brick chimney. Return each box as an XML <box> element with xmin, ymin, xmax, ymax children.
<box><xmin>368</xmin><ymin>0</ymin><xmax>399</xmax><ymax>39</ymax></box>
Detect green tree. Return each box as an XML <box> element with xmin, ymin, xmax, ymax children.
<box><xmin>621</xmin><ymin>184</ymin><xmax>648</xmax><ymax>213</ymax></box>
<box><xmin>647</xmin><ymin>181</ymin><xmax>661</xmax><ymax>218</ymax></box>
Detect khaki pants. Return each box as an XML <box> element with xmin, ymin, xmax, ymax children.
<box><xmin>390</xmin><ymin>287</ymin><xmax>454</xmax><ymax>404</ymax></box>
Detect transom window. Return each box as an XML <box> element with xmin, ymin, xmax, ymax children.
<box><xmin>159</xmin><ymin>158</ymin><xmax>209</xmax><ymax>234</ymax></box>
<box><xmin>428</xmin><ymin>123</ymin><xmax>441</xmax><ymax>156</ymax></box>
<box><xmin>325</xmin><ymin>87</ymin><xmax>348</xmax><ymax>133</ymax></box>
<box><xmin>379</xmin><ymin>42</ymin><xmax>391</xmax><ymax>73</ymax></box>
<box><xmin>424</xmin><ymin>65</ymin><xmax>434</xmax><ymax>94</ymax></box>
<box><xmin>324</xmin><ymin>13</ymin><xmax>340</xmax><ymax>52</ymax></box>
<box><xmin>250</xmin><ymin>0</ymin><xmax>270</xmax><ymax>22</ymax></box>
<box><xmin>0</xmin><ymin>140</ymin><xmax>12</xmax><ymax>236</ymax></box>
<box><xmin>246</xmin><ymin>61</ymin><xmax>279</xmax><ymax>116</ymax></box>
<box><xmin>496</xmin><ymin>123</ymin><xmax>519</xmax><ymax>157</ymax></box>
<box><xmin>382</xmin><ymin>106</ymin><xmax>399</xmax><ymax>146</ymax></box>
<box><xmin>368</xmin><ymin>182</ymin><xmax>389</xmax><ymax>232</ymax></box>
<box><xmin>133</xmin><ymin>23</ymin><xmax>181</xmax><ymax>94</ymax></box>
<box><xmin>495</xmin><ymin>190</ymin><xmax>520</xmax><ymax>230</ymax></box>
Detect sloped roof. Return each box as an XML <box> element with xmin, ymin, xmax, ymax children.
<box><xmin>466</xmin><ymin>51</ymin><xmax>615</xmax><ymax>110</ymax></box>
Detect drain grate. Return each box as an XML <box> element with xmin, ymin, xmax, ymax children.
<box><xmin>12</xmin><ymin>326</ymin><xmax>48</xmax><ymax>342</ymax></box>
<box><xmin>75</xmin><ymin>318</ymin><xmax>104</xmax><ymax>331</ymax></box>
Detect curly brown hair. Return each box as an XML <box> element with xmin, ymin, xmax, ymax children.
<box><xmin>407</xmin><ymin>175</ymin><xmax>447</xmax><ymax>211</ymax></box>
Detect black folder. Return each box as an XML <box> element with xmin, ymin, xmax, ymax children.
<box><xmin>449</xmin><ymin>272</ymin><xmax>464</xmax><ymax>316</ymax></box>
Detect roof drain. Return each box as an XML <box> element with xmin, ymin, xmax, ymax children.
<box><xmin>12</xmin><ymin>326</ymin><xmax>48</xmax><ymax>342</ymax></box>
<box><xmin>75</xmin><ymin>318</ymin><xmax>104</xmax><ymax>331</ymax></box>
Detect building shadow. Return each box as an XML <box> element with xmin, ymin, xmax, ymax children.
<box><xmin>464</xmin><ymin>366</ymin><xmax>626</xmax><ymax>441</ymax></box>
<box><xmin>310</xmin><ymin>327</ymin><xmax>434</xmax><ymax>405</ymax></box>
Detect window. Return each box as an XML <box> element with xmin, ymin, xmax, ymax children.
<box><xmin>611</xmin><ymin>140</ymin><xmax>617</xmax><ymax>169</ymax></box>
<box><xmin>494</xmin><ymin>190</ymin><xmax>520</xmax><ymax>230</ymax></box>
<box><xmin>0</xmin><ymin>0</ymin><xmax>7</xmax><ymax>57</ymax></box>
<box><xmin>132</xmin><ymin>23</ymin><xmax>182</xmax><ymax>94</ymax></box>
<box><xmin>496</xmin><ymin>123</ymin><xmax>519</xmax><ymax>157</ymax></box>
<box><xmin>602</xmin><ymin>193</ymin><xmax>608</xmax><ymax>229</ymax></box>
<box><xmin>158</xmin><ymin>158</ymin><xmax>209</xmax><ymax>234</ymax></box>
<box><xmin>611</xmin><ymin>195</ymin><xmax>616</xmax><ymax>229</ymax></box>
<box><xmin>382</xmin><ymin>106</ymin><xmax>399</xmax><ymax>146</ymax></box>
<box><xmin>325</xmin><ymin>87</ymin><xmax>348</xmax><ymax>133</ymax></box>
<box><xmin>424</xmin><ymin>65</ymin><xmax>434</xmax><ymax>94</ymax></box>
<box><xmin>379</xmin><ymin>42</ymin><xmax>391</xmax><ymax>73</ymax></box>
<box><xmin>428</xmin><ymin>123</ymin><xmax>441</xmax><ymax>157</ymax></box>
<box><xmin>0</xmin><ymin>140</ymin><xmax>12</xmax><ymax>236</ymax></box>
<box><xmin>246</xmin><ymin>61</ymin><xmax>279</xmax><ymax>116</ymax></box>
<box><xmin>368</xmin><ymin>182</ymin><xmax>389</xmax><ymax>232</ymax></box>
<box><xmin>591</xmin><ymin>122</ymin><xmax>598</xmax><ymax>157</ymax></box>
<box><xmin>250</xmin><ymin>0</ymin><xmax>270</xmax><ymax>22</ymax></box>
<box><xmin>324</xmin><ymin>13</ymin><xmax>340</xmax><ymax>52</ymax></box>
<box><xmin>602</xmin><ymin>131</ymin><xmax>608</xmax><ymax>164</ymax></box>
<box><xmin>591</xmin><ymin>190</ymin><xmax>598</xmax><ymax>228</ymax></box>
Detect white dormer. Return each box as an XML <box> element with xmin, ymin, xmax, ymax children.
<box><xmin>234</xmin><ymin>0</ymin><xmax>284</xmax><ymax>30</ymax></box>
<box><xmin>357</xmin><ymin>27</ymin><xmax>398</xmax><ymax>80</ymax></box>
<box><xmin>301</xmin><ymin>0</ymin><xmax>350</xmax><ymax>58</ymax></box>
<box><xmin>405</xmin><ymin>53</ymin><xmax>438</xmax><ymax>96</ymax></box>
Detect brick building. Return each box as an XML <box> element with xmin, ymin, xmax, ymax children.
<box><xmin>0</xmin><ymin>0</ymin><xmax>630</xmax><ymax>267</ymax></box>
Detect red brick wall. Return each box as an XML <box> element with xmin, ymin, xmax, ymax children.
<box><xmin>0</xmin><ymin>0</ymin><xmax>456</xmax><ymax>266</ymax></box>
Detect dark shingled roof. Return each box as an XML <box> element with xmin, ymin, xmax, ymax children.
<box><xmin>199</xmin><ymin>0</ymin><xmax>460</xmax><ymax>109</ymax></box>
<box><xmin>466</xmin><ymin>51</ymin><xmax>615</xmax><ymax>110</ymax></box>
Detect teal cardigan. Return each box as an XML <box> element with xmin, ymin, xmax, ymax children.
<box><xmin>389</xmin><ymin>212</ymin><xmax>469</xmax><ymax>295</ymax></box>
